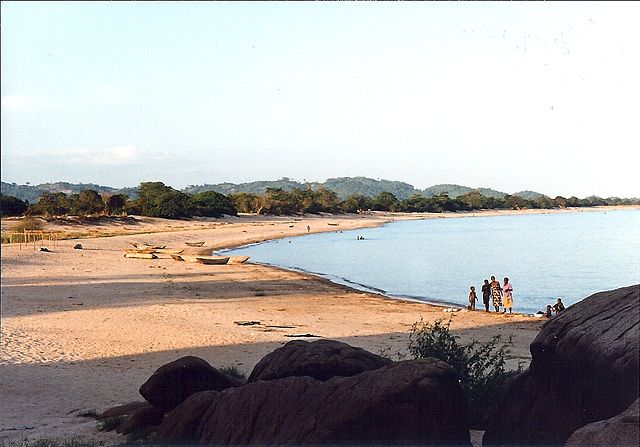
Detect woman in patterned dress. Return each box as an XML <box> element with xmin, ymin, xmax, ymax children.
<box><xmin>503</xmin><ymin>277</ymin><xmax>513</xmax><ymax>313</ymax></box>
<box><xmin>490</xmin><ymin>275</ymin><xmax>502</xmax><ymax>312</ymax></box>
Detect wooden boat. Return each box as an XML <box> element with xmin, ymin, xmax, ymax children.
<box><xmin>327</xmin><ymin>222</ymin><xmax>339</xmax><ymax>226</ymax></box>
<box><xmin>185</xmin><ymin>241</ymin><xmax>205</xmax><ymax>247</ymax></box>
<box><xmin>175</xmin><ymin>255</ymin><xmax>202</xmax><ymax>263</ymax></box>
<box><xmin>125</xmin><ymin>248</ymin><xmax>156</xmax><ymax>254</ymax></box>
<box><xmin>124</xmin><ymin>253</ymin><xmax>157</xmax><ymax>259</ymax></box>
<box><xmin>195</xmin><ymin>256</ymin><xmax>230</xmax><ymax>265</ymax></box>
<box><xmin>155</xmin><ymin>248</ymin><xmax>184</xmax><ymax>254</ymax></box>
<box><xmin>227</xmin><ymin>256</ymin><xmax>250</xmax><ymax>264</ymax></box>
<box><xmin>131</xmin><ymin>242</ymin><xmax>165</xmax><ymax>249</ymax></box>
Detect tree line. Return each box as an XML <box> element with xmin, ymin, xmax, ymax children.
<box><xmin>1</xmin><ymin>181</ymin><xmax>637</xmax><ymax>219</ymax></box>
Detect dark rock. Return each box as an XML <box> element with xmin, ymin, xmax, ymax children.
<box><xmin>247</xmin><ymin>339</ymin><xmax>392</xmax><ymax>382</ymax></box>
<box><xmin>139</xmin><ymin>356</ymin><xmax>244</xmax><ymax>412</ymax></box>
<box><xmin>484</xmin><ymin>285</ymin><xmax>640</xmax><ymax>446</ymax></box>
<box><xmin>565</xmin><ymin>398</ymin><xmax>639</xmax><ymax>447</ymax></box>
<box><xmin>98</xmin><ymin>401</ymin><xmax>151</xmax><ymax>420</ymax></box>
<box><xmin>73</xmin><ymin>243</ymin><xmax>83</xmax><ymax>249</ymax></box>
<box><xmin>158</xmin><ymin>358</ymin><xmax>471</xmax><ymax>445</ymax></box>
<box><xmin>117</xmin><ymin>405</ymin><xmax>165</xmax><ymax>436</ymax></box>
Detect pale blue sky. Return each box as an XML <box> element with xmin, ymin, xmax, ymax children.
<box><xmin>2</xmin><ymin>1</ymin><xmax>639</xmax><ymax>197</ymax></box>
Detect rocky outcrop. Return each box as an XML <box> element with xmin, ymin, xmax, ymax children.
<box><xmin>158</xmin><ymin>358</ymin><xmax>471</xmax><ymax>446</ymax></box>
<box><xmin>247</xmin><ymin>339</ymin><xmax>392</xmax><ymax>382</ymax></box>
<box><xmin>139</xmin><ymin>356</ymin><xmax>244</xmax><ymax>412</ymax></box>
<box><xmin>116</xmin><ymin>405</ymin><xmax>165</xmax><ymax>436</ymax></box>
<box><xmin>565</xmin><ymin>398</ymin><xmax>639</xmax><ymax>447</ymax></box>
<box><xmin>484</xmin><ymin>285</ymin><xmax>640</xmax><ymax>446</ymax></box>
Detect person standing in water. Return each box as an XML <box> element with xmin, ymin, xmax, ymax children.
<box><xmin>490</xmin><ymin>276</ymin><xmax>502</xmax><ymax>312</ymax></box>
<box><xmin>502</xmin><ymin>277</ymin><xmax>514</xmax><ymax>313</ymax></box>
<box><xmin>481</xmin><ymin>279</ymin><xmax>491</xmax><ymax>312</ymax></box>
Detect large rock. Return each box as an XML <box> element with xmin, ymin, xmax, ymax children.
<box><xmin>158</xmin><ymin>358</ymin><xmax>471</xmax><ymax>445</ymax></box>
<box><xmin>139</xmin><ymin>356</ymin><xmax>244</xmax><ymax>412</ymax></box>
<box><xmin>565</xmin><ymin>398</ymin><xmax>639</xmax><ymax>447</ymax></box>
<box><xmin>484</xmin><ymin>285</ymin><xmax>639</xmax><ymax>446</ymax></box>
<box><xmin>248</xmin><ymin>339</ymin><xmax>392</xmax><ymax>382</ymax></box>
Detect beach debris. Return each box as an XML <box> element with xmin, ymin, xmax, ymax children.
<box><xmin>443</xmin><ymin>307</ymin><xmax>461</xmax><ymax>313</ymax></box>
<box><xmin>124</xmin><ymin>253</ymin><xmax>158</xmax><ymax>259</ymax></box>
<box><xmin>39</xmin><ymin>247</ymin><xmax>51</xmax><ymax>252</ymax></box>
<box><xmin>74</xmin><ymin>243</ymin><xmax>83</xmax><ymax>249</ymax></box>
<box><xmin>248</xmin><ymin>339</ymin><xmax>391</xmax><ymax>383</ymax></box>
<box><xmin>234</xmin><ymin>320</ymin><xmax>261</xmax><ymax>326</ymax></box>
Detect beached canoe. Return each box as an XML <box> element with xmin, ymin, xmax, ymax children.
<box><xmin>155</xmin><ymin>248</ymin><xmax>184</xmax><ymax>254</ymax></box>
<box><xmin>185</xmin><ymin>241</ymin><xmax>205</xmax><ymax>247</ymax></box>
<box><xmin>124</xmin><ymin>253</ymin><xmax>157</xmax><ymax>259</ymax></box>
<box><xmin>125</xmin><ymin>248</ymin><xmax>156</xmax><ymax>254</ymax></box>
<box><xmin>227</xmin><ymin>256</ymin><xmax>250</xmax><ymax>264</ymax></box>
<box><xmin>131</xmin><ymin>242</ymin><xmax>165</xmax><ymax>249</ymax></box>
<box><xmin>195</xmin><ymin>256</ymin><xmax>230</xmax><ymax>265</ymax></box>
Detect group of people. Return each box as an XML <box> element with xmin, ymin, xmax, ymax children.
<box><xmin>468</xmin><ymin>276</ymin><xmax>514</xmax><ymax>313</ymax></box>
<box><xmin>468</xmin><ymin>277</ymin><xmax>568</xmax><ymax>318</ymax></box>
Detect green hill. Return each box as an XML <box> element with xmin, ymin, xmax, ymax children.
<box><xmin>421</xmin><ymin>184</ymin><xmax>505</xmax><ymax>198</ymax></box>
<box><xmin>322</xmin><ymin>177</ymin><xmax>417</xmax><ymax>200</ymax></box>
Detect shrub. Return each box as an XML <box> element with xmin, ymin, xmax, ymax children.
<box><xmin>408</xmin><ymin>318</ymin><xmax>522</xmax><ymax>429</ymax></box>
<box><xmin>12</xmin><ymin>218</ymin><xmax>44</xmax><ymax>232</ymax></box>
<box><xmin>220</xmin><ymin>365</ymin><xmax>247</xmax><ymax>379</ymax></box>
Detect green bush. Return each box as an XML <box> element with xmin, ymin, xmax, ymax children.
<box><xmin>408</xmin><ymin>318</ymin><xmax>522</xmax><ymax>429</ymax></box>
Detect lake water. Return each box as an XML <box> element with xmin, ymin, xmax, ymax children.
<box><xmin>222</xmin><ymin>210</ymin><xmax>640</xmax><ymax>315</ymax></box>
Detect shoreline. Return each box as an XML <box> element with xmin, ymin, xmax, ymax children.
<box><xmin>1</xmin><ymin>207</ymin><xmax>632</xmax><ymax>443</ymax></box>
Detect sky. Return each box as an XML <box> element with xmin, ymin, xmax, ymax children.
<box><xmin>1</xmin><ymin>1</ymin><xmax>639</xmax><ymax>198</ymax></box>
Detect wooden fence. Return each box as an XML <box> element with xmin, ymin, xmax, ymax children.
<box><xmin>1</xmin><ymin>230</ymin><xmax>62</xmax><ymax>250</ymax></box>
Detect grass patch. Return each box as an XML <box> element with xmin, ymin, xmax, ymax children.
<box><xmin>0</xmin><ymin>438</ymin><xmax>102</xmax><ymax>447</ymax></box>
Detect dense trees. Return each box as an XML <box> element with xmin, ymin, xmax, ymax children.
<box><xmin>0</xmin><ymin>194</ymin><xmax>28</xmax><ymax>216</ymax></box>
<box><xmin>192</xmin><ymin>191</ymin><xmax>237</xmax><ymax>217</ymax></box>
<box><xmin>4</xmin><ymin>182</ymin><xmax>636</xmax><ymax>220</ymax></box>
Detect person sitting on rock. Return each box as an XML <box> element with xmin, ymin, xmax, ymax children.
<box><xmin>552</xmin><ymin>298</ymin><xmax>565</xmax><ymax>315</ymax></box>
<box><xmin>545</xmin><ymin>304</ymin><xmax>553</xmax><ymax>318</ymax></box>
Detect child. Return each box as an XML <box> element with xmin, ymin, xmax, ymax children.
<box><xmin>469</xmin><ymin>286</ymin><xmax>477</xmax><ymax>310</ymax></box>
<box><xmin>545</xmin><ymin>305</ymin><xmax>553</xmax><ymax>318</ymax></box>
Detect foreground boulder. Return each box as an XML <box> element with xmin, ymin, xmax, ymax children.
<box><xmin>484</xmin><ymin>285</ymin><xmax>639</xmax><ymax>446</ymax></box>
<box><xmin>247</xmin><ymin>339</ymin><xmax>392</xmax><ymax>382</ymax></box>
<box><xmin>565</xmin><ymin>398</ymin><xmax>639</xmax><ymax>447</ymax></box>
<box><xmin>158</xmin><ymin>358</ymin><xmax>471</xmax><ymax>445</ymax></box>
<box><xmin>139</xmin><ymin>356</ymin><xmax>244</xmax><ymax>412</ymax></box>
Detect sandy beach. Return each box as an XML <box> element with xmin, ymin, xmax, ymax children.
<box><xmin>3</xmin><ymin>207</ymin><xmax>635</xmax><ymax>444</ymax></box>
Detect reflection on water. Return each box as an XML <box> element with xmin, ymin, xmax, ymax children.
<box><xmin>224</xmin><ymin>210</ymin><xmax>640</xmax><ymax>314</ymax></box>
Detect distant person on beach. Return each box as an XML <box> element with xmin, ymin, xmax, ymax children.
<box><xmin>307</xmin><ymin>225</ymin><xmax>310</xmax><ymax>233</ymax></box>
<box><xmin>552</xmin><ymin>298</ymin><xmax>565</xmax><ymax>315</ymax></box>
<box><xmin>503</xmin><ymin>278</ymin><xmax>513</xmax><ymax>313</ymax></box>
<box><xmin>482</xmin><ymin>279</ymin><xmax>491</xmax><ymax>312</ymax></box>
<box><xmin>469</xmin><ymin>286</ymin><xmax>477</xmax><ymax>310</ymax></box>
<box><xmin>490</xmin><ymin>276</ymin><xmax>502</xmax><ymax>312</ymax></box>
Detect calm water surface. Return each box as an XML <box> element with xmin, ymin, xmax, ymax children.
<box><xmin>223</xmin><ymin>210</ymin><xmax>640</xmax><ymax>314</ymax></box>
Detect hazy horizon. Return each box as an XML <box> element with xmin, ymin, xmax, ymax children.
<box><xmin>2</xmin><ymin>2</ymin><xmax>639</xmax><ymax>198</ymax></box>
